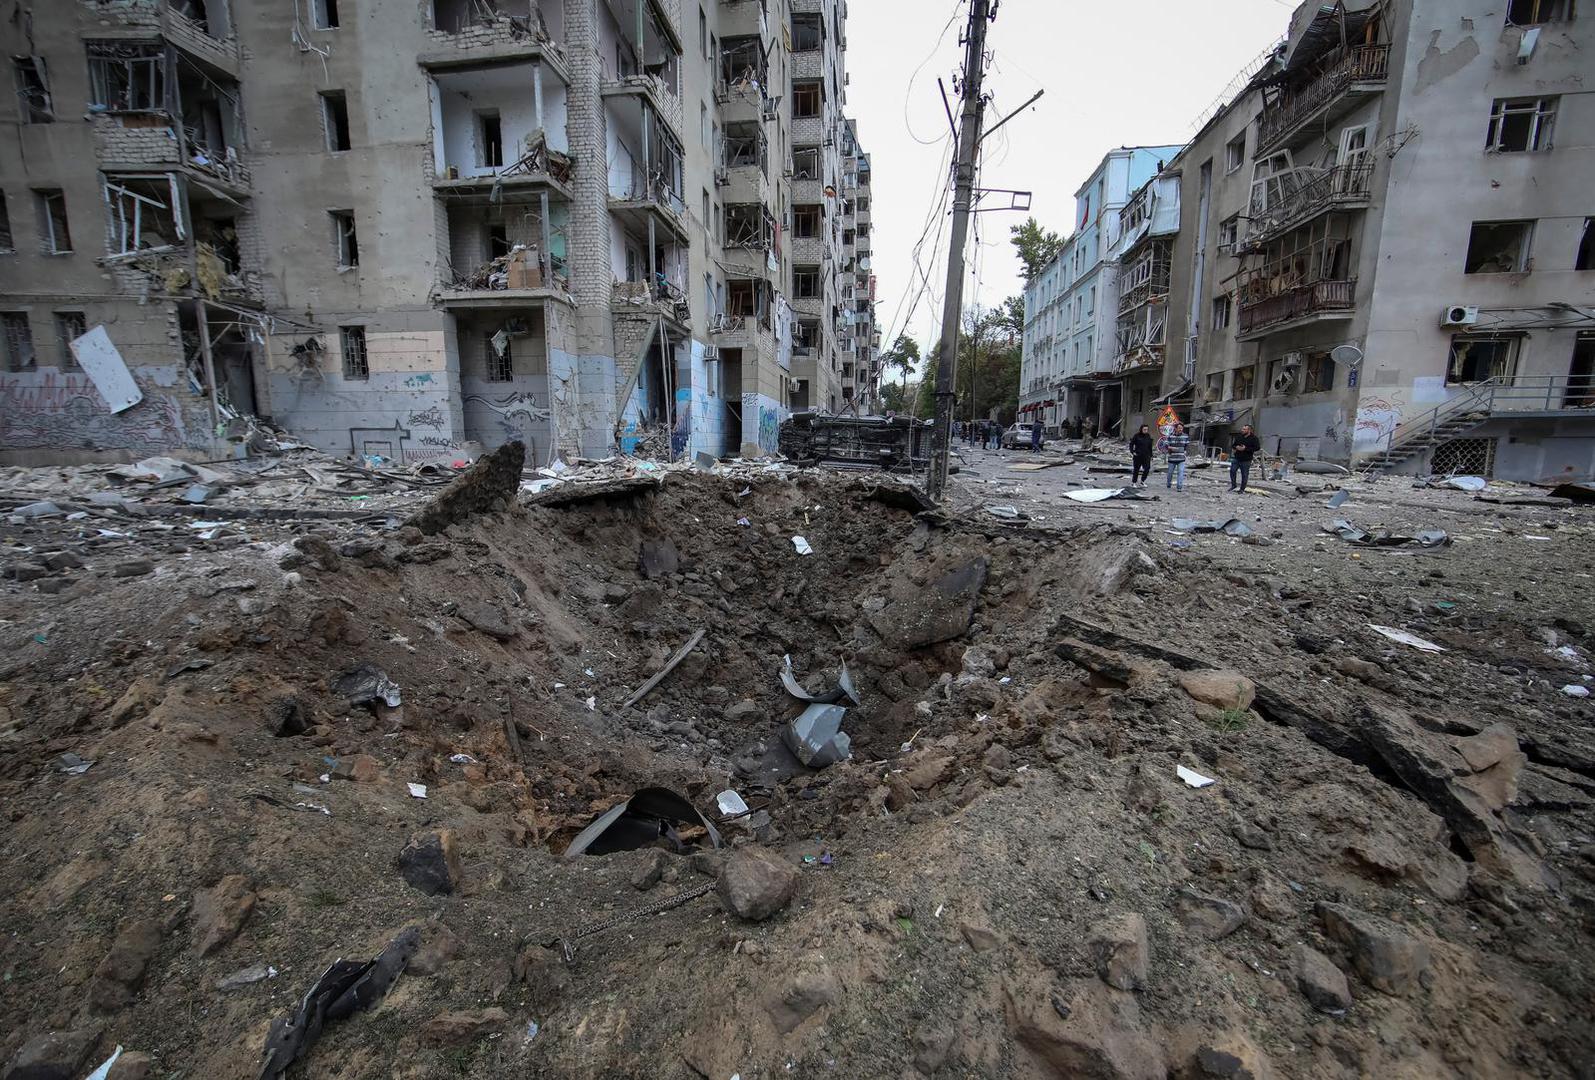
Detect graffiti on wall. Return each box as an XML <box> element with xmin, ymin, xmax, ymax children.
<box><xmin>671</xmin><ymin>387</ymin><xmax>692</xmax><ymax>456</ymax></box>
<box><xmin>0</xmin><ymin>370</ymin><xmax>189</xmax><ymax>452</ymax></box>
<box><xmin>1352</xmin><ymin>390</ymin><xmax>1408</xmax><ymax>450</ymax></box>
<box><xmin>403</xmin><ymin>373</ymin><xmax>436</xmax><ymax>389</ymax></box>
<box><xmin>740</xmin><ymin>393</ymin><xmax>781</xmax><ymax>453</ymax></box>
<box><xmin>406</xmin><ymin>405</ymin><xmax>446</xmax><ymax>430</ymax></box>
<box><xmin>465</xmin><ymin>390</ymin><xmax>551</xmax><ymax>446</ymax></box>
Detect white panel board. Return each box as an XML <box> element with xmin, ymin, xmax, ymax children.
<box><xmin>69</xmin><ymin>326</ymin><xmax>143</xmax><ymax>413</ymax></box>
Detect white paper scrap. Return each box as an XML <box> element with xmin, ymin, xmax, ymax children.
<box><xmin>1368</xmin><ymin>624</ymin><xmax>1446</xmax><ymax>652</ymax></box>
<box><xmin>792</xmin><ymin>536</ymin><xmax>813</xmax><ymax>556</ymax></box>
<box><xmin>407</xmin><ymin>782</ymin><xmax>427</xmax><ymax>799</ymax></box>
<box><xmin>1177</xmin><ymin>765</ymin><xmax>1217</xmax><ymax>789</ymax></box>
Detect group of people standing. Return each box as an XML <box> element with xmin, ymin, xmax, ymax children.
<box><xmin>954</xmin><ymin>420</ymin><xmax>1003</xmax><ymax>449</ymax></box>
<box><xmin>1126</xmin><ymin>422</ymin><xmax>1260</xmax><ymax>494</ymax></box>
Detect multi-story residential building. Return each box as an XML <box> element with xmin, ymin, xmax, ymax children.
<box><xmin>1163</xmin><ymin>0</ymin><xmax>1592</xmax><ymax>479</ymax></box>
<box><xmin>1</xmin><ymin>0</ymin><xmax>877</xmax><ymax>466</ymax></box>
<box><xmin>1018</xmin><ymin>145</ymin><xmax>1179</xmax><ymax>435</ymax></box>
<box><xmin>1111</xmin><ymin>170</ymin><xmax>1181</xmax><ymax>430</ymax></box>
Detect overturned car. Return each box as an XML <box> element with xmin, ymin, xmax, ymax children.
<box><xmin>778</xmin><ymin>411</ymin><xmax>933</xmax><ymax>472</ymax></box>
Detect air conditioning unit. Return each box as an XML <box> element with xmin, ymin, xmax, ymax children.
<box><xmin>1441</xmin><ymin>304</ymin><xmax>1480</xmax><ymax>327</ymax></box>
<box><xmin>1270</xmin><ymin>368</ymin><xmax>1297</xmax><ymax>395</ymax></box>
<box><xmin>1281</xmin><ymin>350</ymin><xmax>1304</xmax><ymax>369</ymax></box>
<box><xmin>708</xmin><ymin>314</ymin><xmax>729</xmax><ymax>334</ymax></box>
<box><xmin>714</xmin><ymin>168</ymin><xmax>730</xmax><ymax>187</ymax></box>
<box><xmin>703</xmin><ymin>345</ymin><xmax>721</xmax><ymax>361</ymax></box>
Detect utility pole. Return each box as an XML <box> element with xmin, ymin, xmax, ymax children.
<box><xmin>926</xmin><ymin>0</ymin><xmax>991</xmax><ymax>501</ymax></box>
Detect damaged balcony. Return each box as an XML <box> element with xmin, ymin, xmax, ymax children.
<box><xmin>423</xmin><ymin>0</ymin><xmax>567</xmax><ymax>67</ymax></box>
<box><xmin>598</xmin><ymin>0</ymin><xmax>684</xmax><ymax>137</ymax></box>
<box><xmin>99</xmin><ymin>172</ymin><xmax>263</xmax><ymax>305</ymax></box>
<box><xmin>716</xmin><ymin>35</ymin><xmax>774</xmax><ymax>126</ymax></box>
<box><xmin>606</xmin><ymin>93</ymin><xmax>689</xmax><ymax>240</ymax></box>
<box><xmin>610</xmin><ymin>215</ymin><xmax>690</xmax><ymax>331</ymax></box>
<box><xmin>439</xmin><ymin>194</ymin><xmax>570</xmax><ymax>306</ymax></box>
<box><xmin>711</xmin><ymin>278</ymin><xmax>776</xmax><ymax>354</ymax></box>
<box><xmin>429</xmin><ymin>62</ymin><xmax>572</xmax><ymax>197</ymax></box>
<box><xmin>718</xmin><ymin>123</ymin><xmax>771</xmax><ymax>206</ymax></box>
<box><xmin>1235</xmin><ymin>215</ymin><xmax>1356</xmax><ymax>339</ymax></box>
<box><xmin>90</xmin><ymin>0</ymin><xmax>242</xmax><ymax>72</ymax></box>
<box><xmin>1257</xmin><ymin>42</ymin><xmax>1390</xmax><ymax>155</ymax></box>
<box><xmin>1238</xmin><ymin>161</ymin><xmax>1374</xmax><ymax>254</ymax></box>
<box><xmin>86</xmin><ymin>38</ymin><xmax>252</xmax><ymax>194</ymax></box>
<box><xmin>721</xmin><ymin>203</ymin><xmax>778</xmax><ymax>276</ymax></box>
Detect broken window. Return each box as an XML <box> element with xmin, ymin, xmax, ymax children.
<box><xmin>1303</xmin><ymin>351</ymin><xmax>1336</xmax><ymax>393</ymax></box>
<box><xmin>0</xmin><ymin>192</ymin><xmax>11</xmax><ymax>252</ymax></box>
<box><xmin>105</xmin><ymin>176</ymin><xmax>184</xmax><ymax>254</ymax></box>
<box><xmin>723</xmin><ymin>122</ymin><xmax>764</xmax><ymax>169</ymax></box>
<box><xmin>2</xmin><ymin>312</ymin><xmax>35</xmax><ymax>371</ymax></box>
<box><xmin>485</xmin><ymin>333</ymin><xmax>513</xmax><ymax>381</ymax></box>
<box><xmin>857</xmin><ymin>196</ymin><xmax>869</xmax><ymax>213</ymax></box>
<box><xmin>35</xmin><ymin>189</ymin><xmax>71</xmax><ymax>253</ymax></box>
<box><xmin>331</xmin><ymin>210</ymin><xmax>358</xmax><ymax>268</ymax></box>
<box><xmin>1218</xmin><ymin>215</ymin><xmax>1239</xmax><ymax>250</ymax></box>
<box><xmin>87</xmin><ymin>42</ymin><xmax>166</xmax><ymax>112</ymax></box>
<box><xmin>1578</xmin><ymin>218</ymin><xmax>1594</xmax><ymax>271</ymax></box>
<box><xmin>1225</xmin><ymin>133</ymin><xmax>1245</xmax><ymax>174</ymax></box>
<box><xmin>724</xmin><ymin>203</ymin><xmax>772</xmax><ymax>249</ymax></box>
<box><xmin>794</xmin><ymin>318</ymin><xmax>819</xmax><ymax>353</ymax></box>
<box><xmin>794</xmin><ymin>266</ymin><xmax>820</xmax><ymax>299</ymax></box>
<box><xmin>791</xmin><ymin>146</ymin><xmax>820</xmax><ymax>180</ymax></box>
<box><xmin>792</xmin><ymin>13</ymin><xmax>823</xmax><ymax>51</ymax></box>
<box><xmin>1506</xmin><ymin>0</ymin><xmax>1573</xmax><ymax>23</ymax></box>
<box><xmin>13</xmin><ymin>57</ymin><xmax>52</xmax><ymax>123</ymax></box>
<box><xmin>1448</xmin><ymin>334</ymin><xmax>1519</xmax><ymax>383</ymax></box>
<box><xmin>312</xmin><ymin>0</ymin><xmax>340</xmax><ymax>29</ymax></box>
<box><xmin>792</xmin><ymin>80</ymin><xmax>821</xmax><ymax>119</ymax></box>
<box><xmin>1232</xmin><ymin>363</ymin><xmax>1256</xmax><ymax>399</ymax></box>
<box><xmin>321</xmin><ymin>91</ymin><xmax>351</xmax><ymax>152</ymax></box>
<box><xmin>477</xmin><ymin>110</ymin><xmax>503</xmax><ymax>167</ymax></box>
<box><xmin>719</xmin><ymin>36</ymin><xmax>767</xmax><ymax>91</ymax></box>
<box><xmin>793</xmin><ymin>204</ymin><xmax>821</xmax><ymax>239</ymax></box>
<box><xmin>1568</xmin><ymin>332</ymin><xmax>1595</xmax><ymax>408</ymax></box>
<box><xmin>340</xmin><ymin>325</ymin><xmax>369</xmax><ymax>379</ymax></box>
<box><xmin>1464</xmin><ymin>220</ymin><xmax>1532</xmax><ymax>273</ymax></box>
<box><xmin>1487</xmin><ymin>97</ymin><xmax>1556</xmax><ymax>152</ymax></box>
<box><xmin>1211</xmin><ymin>294</ymin><xmax>1232</xmax><ymax>330</ymax></box>
<box><xmin>55</xmin><ymin>311</ymin><xmax>86</xmax><ymax>369</ymax></box>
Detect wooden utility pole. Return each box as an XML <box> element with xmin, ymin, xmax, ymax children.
<box><xmin>926</xmin><ymin>0</ymin><xmax>991</xmax><ymax>501</ymax></box>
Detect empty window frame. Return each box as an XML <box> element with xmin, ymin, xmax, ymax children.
<box><xmin>1506</xmin><ymin>0</ymin><xmax>1573</xmax><ymax>24</ymax></box>
<box><xmin>331</xmin><ymin>210</ymin><xmax>359</xmax><ymax>267</ymax></box>
<box><xmin>484</xmin><ymin>333</ymin><xmax>513</xmax><ymax>381</ymax></box>
<box><xmin>1211</xmin><ymin>294</ymin><xmax>1232</xmax><ymax>330</ymax></box>
<box><xmin>312</xmin><ymin>0</ymin><xmax>340</xmax><ymax>29</ymax></box>
<box><xmin>792</xmin><ymin>80</ymin><xmax>822</xmax><ymax>119</ymax></box>
<box><xmin>792</xmin><ymin>13</ymin><xmax>823</xmax><ymax>50</ymax></box>
<box><xmin>1225</xmin><ymin>133</ymin><xmax>1246</xmax><ymax>173</ymax></box>
<box><xmin>794</xmin><ymin>318</ymin><xmax>819</xmax><ymax>352</ymax></box>
<box><xmin>792</xmin><ymin>204</ymin><xmax>821</xmax><ymax>238</ymax></box>
<box><xmin>35</xmin><ymin>189</ymin><xmax>71</xmax><ymax>253</ymax></box>
<box><xmin>1218</xmin><ymin>215</ymin><xmax>1240</xmax><ymax>251</ymax></box>
<box><xmin>105</xmin><ymin>176</ymin><xmax>184</xmax><ymax>254</ymax></box>
<box><xmin>1232</xmin><ymin>363</ymin><xmax>1257</xmax><ymax>399</ymax></box>
<box><xmin>477</xmin><ymin>110</ymin><xmax>503</xmax><ymax>167</ymax></box>
<box><xmin>1447</xmin><ymin>334</ymin><xmax>1519</xmax><ymax>383</ymax></box>
<box><xmin>2</xmin><ymin>312</ymin><xmax>35</xmax><ymax>371</ymax></box>
<box><xmin>793</xmin><ymin>265</ymin><xmax>820</xmax><ymax>298</ymax></box>
<box><xmin>0</xmin><ymin>192</ymin><xmax>11</xmax><ymax>252</ymax></box>
<box><xmin>87</xmin><ymin>42</ymin><xmax>166</xmax><ymax>112</ymax></box>
<box><xmin>55</xmin><ymin>311</ymin><xmax>87</xmax><ymax>368</ymax></box>
<box><xmin>1486</xmin><ymin>97</ymin><xmax>1556</xmax><ymax>152</ymax></box>
<box><xmin>1303</xmin><ymin>351</ymin><xmax>1336</xmax><ymax>393</ymax></box>
<box><xmin>1464</xmin><ymin>220</ymin><xmax>1533</xmax><ymax>273</ymax></box>
<box><xmin>1578</xmin><ymin>218</ymin><xmax>1595</xmax><ymax>271</ymax></box>
<box><xmin>791</xmin><ymin>146</ymin><xmax>820</xmax><ymax>180</ymax></box>
<box><xmin>340</xmin><ymin>325</ymin><xmax>369</xmax><ymax>379</ymax></box>
<box><xmin>13</xmin><ymin>57</ymin><xmax>52</xmax><ymax>123</ymax></box>
<box><xmin>321</xmin><ymin>91</ymin><xmax>351</xmax><ymax>151</ymax></box>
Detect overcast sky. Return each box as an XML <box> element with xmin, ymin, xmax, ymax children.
<box><xmin>846</xmin><ymin>0</ymin><xmax>1294</xmax><ymax>363</ymax></box>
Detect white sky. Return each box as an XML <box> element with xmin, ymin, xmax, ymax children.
<box><xmin>846</xmin><ymin>0</ymin><xmax>1294</xmax><ymax>362</ymax></box>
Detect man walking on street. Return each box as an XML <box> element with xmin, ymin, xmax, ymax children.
<box><xmin>1030</xmin><ymin>419</ymin><xmax>1043</xmax><ymax>452</ymax></box>
<box><xmin>1229</xmin><ymin>424</ymin><xmax>1261</xmax><ymax>493</ymax></box>
<box><xmin>1129</xmin><ymin>424</ymin><xmax>1154</xmax><ymax>486</ymax></box>
<box><xmin>1159</xmin><ymin>422</ymin><xmax>1190</xmax><ymax>492</ymax></box>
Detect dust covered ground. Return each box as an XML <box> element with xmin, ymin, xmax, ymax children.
<box><xmin>1</xmin><ymin>450</ymin><xmax>1594</xmax><ymax>1080</ymax></box>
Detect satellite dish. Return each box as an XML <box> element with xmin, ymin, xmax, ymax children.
<box><xmin>1330</xmin><ymin>344</ymin><xmax>1364</xmax><ymax>369</ymax></box>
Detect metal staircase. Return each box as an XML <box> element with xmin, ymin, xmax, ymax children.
<box><xmin>1364</xmin><ymin>376</ymin><xmax>1594</xmax><ymax>474</ymax></box>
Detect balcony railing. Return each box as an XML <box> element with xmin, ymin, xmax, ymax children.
<box><xmin>1240</xmin><ymin>162</ymin><xmax>1374</xmax><ymax>253</ymax></box>
<box><xmin>1238</xmin><ymin>278</ymin><xmax>1355</xmax><ymax>336</ymax></box>
<box><xmin>1258</xmin><ymin>44</ymin><xmax>1390</xmax><ymax>152</ymax></box>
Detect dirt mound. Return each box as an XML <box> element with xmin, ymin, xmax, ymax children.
<box><xmin>1</xmin><ymin>468</ymin><xmax>1593</xmax><ymax>1078</ymax></box>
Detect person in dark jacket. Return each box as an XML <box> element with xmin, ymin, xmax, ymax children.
<box><xmin>1129</xmin><ymin>424</ymin><xmax>1154</xmax><ymax>486</ymax></box>
<box><xmin>1030</xmin><ymin>419</ymin><xmax>1043</xmax><ymax>451</ymax></box>
<box><xmin>1229</xmin><ymin>424</ymin><xmax>1261</xmax><ymax>493</ymax></box>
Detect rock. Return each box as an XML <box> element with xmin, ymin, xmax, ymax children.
<box><xmin>407</xmin><ymin>924</ymin><xmax>460</xmax><ymax>976</ymax></box>
<box><xmin>87</xmin><ymin>918</ymin><xmax>163</xmax><ymax>1013</ymax></box>
<box><xmin>192</xmin><ymin>875</ymin><xmax>256</xmax><ymax>956</ymax></box>
<box><xmin>724</xmin><ymin>699</ymin><xmax>761</xmax><ymax>723</ymax></box>
<box><xmin>960</xmin><ymin>922</ymin><xmax>1001</xmax><ymax>953</ymax></box>
<box><xmin>1455</xmin><ymin>722</ymin><xmax>1519</xmax><ymax>772</ymax></box>
<box><xmin>330</xmin><ymin>754</ymin><xmax>381</xmax><ymax>782</ymax></box>
<box><xmin>2</xmin><ymin>1027</ymin><xmax>103</xmax><ymax>1080</ymax></box>
<box><xmin>1087</xmin><ymin>913</ymin><xmax>1149</xmax><ymax>991</ymax></box>
<box><xmin>399</xmin><ymin>830</ymin><xmax>463</xmax><ymax>896</ymax></box>
<box><xmin>1316</xmin><ymin>902</ymin><xmax>1430</xmax><ymax>995</ymax></box>
<box><xmin>631</xmin><ymin>849</ymin><xmax>670</xmax><ymax>891</ymax></box>
<box><xmin>1168</xmin><ymin>1029</ymin><xmax>1278</xmax><ymax>1080</ymax></box>
<box><xmin>111</xmin><ymin>559</ymin><xmax>155</xmax><ymax>578</ymax></box>
<box><xmin>716</xmin><ymin>847</ymin><xmax>800</xmax><ymax>921</ymax></box>
<box><xmin>407</xmin><ymin>441</ymin><xmax>524</xmax><ymax>535</ymax></box>
<box><xmin>106</xmin><ymin>1051</ymin><xmax>153</xmax><ymax>1080</ymax></box>
<box><xmin>421</xmin><ymin>1007</ymin><xmax>509</xmax><ymax>1046</ymax></box>
<box><xmin>869</xmin><ymin>557</ymin><xmax>989</xmax><ymax>649</ymax></box>
<box><xmin>1335</xmin><ymin>656</ymin><xmax>1385</xmax><ymax>684</ymax></box>
<box><xmin>1177</xmin><ymin>670</ymin><xmax>1256</xmax><ymax>711</ymax></box>
<box><xmin>41</xmin><ymin>551</ymin><xmax>84</xmax><ymax>571</ymax></box>
<box><xmin>1175</xmin><ymin>888</ymin><xmax>1247</xmax><ymax>940</ymax></box>
<box><xmin>982</xmin><ymin>743</ymin><xmax>1013</xmax><ymax>783</ymax></box>
<box><xmin>267</xmin><ymin>694</ymin><xmax>310</xmax><ymax>737</ymax></box>
<box><xmin>1005</xmin><ymin>974</ymin><xmax>1164</xmax><ymax>1080</ymax></box>
<box><xmin>4</xmin><ymin>563</ymin><xmax>51</xmax><ymax>582</ymax></box>
<box><xmin>458</xmin><ymin>602</ymin><xmax>518</xmax><ymax>641</ymax></box>
<box><xmin>1453</xmin><ymin>722</ymin><xmax>1527</xmax><ymax>812</ymax></box>
<box><xmin>767</xmin><ymin>952</ymin><xmax>841</xmax><ymax>1033</ymax></box>
<box><xmin>215</xmin><ymin>963</ymin><xmax>276</xmax><ymax>991</ymax></box>
<box><xmin>1293</xmin><ymin>944</ymin><xmax>1352</xmax><ymax>1013</ymax></box>
<box><xmin>900</xmin><ymin>748</ymin><xmax>956</xmax><ymax>792</ymax></box>
<box><xmin>913</xmin><ymin>1022</ymin><xmax>957</xmax><ymax>1075</ymax></box>
<box><xmin>961</xmin><ymin>648</ymin><xmax>997</xmax><ymax>677</ymax></box>
<box><xmin>107</xmin><ymin>678</ymin><xmax>161</xmax><ymax>729</ymax></box>
<box><xmin>1248</xmin><ymin>873</ymin><xmax>1299</xmax><ymax>922</ymax></box>
<box><xmin>291</xmin><ymin>535</ymin><xmax>342</xmax><ymax>571</ymax></box>
<box><xmin>638</xmin><ymin>538</ymin><xmax>680</xmax><ymax>579</ymax></box>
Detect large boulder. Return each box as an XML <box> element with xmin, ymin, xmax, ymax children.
<box><xmin>869</xmin><ymin>558</ymin><xmax>989</xmax><ymax>649</ymax></box>
<box><xmin>716</xmin><ymin>847</ymin><xmax>799</xmax><ymax>921</ymax></box>
<box><xmin>407</xmin><ymin>441</ymin><xmax>525</xmax><ymax>535</ymax></box>
<box><xmin>1177</xmin><ymin>670</ymin><xmax>1256</xmax><ymax>711</ymax></box>
<box><xmin>3</xmin><ymin>1027</ymin><xmax>103</xmax><ymax>1080</ymax></box>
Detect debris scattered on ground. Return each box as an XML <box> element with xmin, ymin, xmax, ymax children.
<box><xmin>1368</xmin><ymin>624</ymin><xmax>1447</xmax><ymax>652</ymax></box>
<box><xmin>563</xmin><ymin>788</ymin><xmax>721</xmax><ymax>857</ymax></box>
<box><xmin>1325</xmin><ymin>519</ymin><xmax>1450</xmax><ymax>548</ymax></box>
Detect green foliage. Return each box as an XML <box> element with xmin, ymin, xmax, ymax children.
<box><xmin>1010</xmin><ymin>217</ymin><xmax>1065</xmax><ymax>282</ymax></box>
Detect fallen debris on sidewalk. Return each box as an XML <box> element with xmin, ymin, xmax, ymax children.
<box><xmin>563</xmin><ymin>787</ymin><xmax>722</xmax><ymax>857</ymax></box>
<box><xmin>1324</xmin><ymin>519</ymin><xmax>1450</xmax><ymax>548</ymax></box>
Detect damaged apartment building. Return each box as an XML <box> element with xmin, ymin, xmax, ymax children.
<box><xmin>1020</xmin><ymin>0</ymin><xmax>1593</xmax><ymax>481</ymax></box>
<box><xmin>0</xmin><ymin>0</ymin><xmax>880</xmax><ymax>466</ymax></box>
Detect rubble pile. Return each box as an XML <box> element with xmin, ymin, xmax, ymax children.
<box><xmin>0</xmin><ymin>457</ymin><xmax>1592</xmax><ymax>1079</ymax></box>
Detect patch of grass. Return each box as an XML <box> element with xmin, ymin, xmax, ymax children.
<box><xmin>1208</xmin><ymin>707</ymin><xmax>1251</xmax><ymax>732</ymax></box>
<box><xmin>306</xmin><ymin>887</ymin><xmax>347</xmax><ymax>909</ymax></box>
<box><xmin>442</xmin><ymin>1043</ymin><xmax>482</xmax><ymax>1075</ymax></box>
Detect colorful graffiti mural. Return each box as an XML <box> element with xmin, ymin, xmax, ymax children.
<box><xmin>1</xmin><ymin>369</ymin><xmax>190</xmax><ymax>452</ymax></box>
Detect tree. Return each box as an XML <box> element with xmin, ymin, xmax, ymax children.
<box><xmin>880</xmin><ymin>379</ymin><xmax>917</xmax><ymax>414</ymax></box>
<box><xmin>1010</xmin><ymin>217</ymin><xmax>1065</xmax><ymax>283</ymax></box>
<box><xmin>996</xmin><ymin>295</ymin><xmax>1024</xmax><ymax>343</ymax></box>
<box><xmin>880</xmin><ymin>334</ymin><xmax>921</xmax><ymax>380</ymax></box>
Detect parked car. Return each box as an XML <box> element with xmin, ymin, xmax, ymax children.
<box><xmin>1001</xmin><ymin>423</ymin><xmax>1043</xmax><ymax>450</ymax></box>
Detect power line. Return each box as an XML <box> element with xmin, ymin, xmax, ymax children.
<box><xmin>904</xmin><ymin>3</ymin><xmax>968</xmax><ymax>146</ymax></box>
